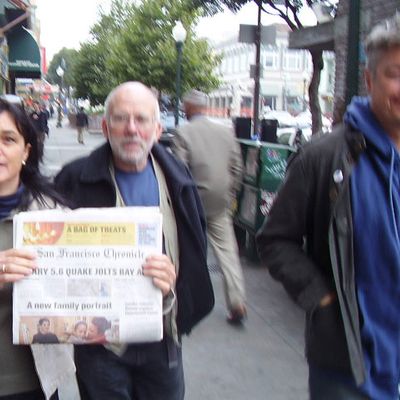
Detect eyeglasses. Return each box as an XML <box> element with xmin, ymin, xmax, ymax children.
<box><xmin>109</xmin><ymin>113</ymin><xmax>154</xmax><ymax>130</ymax></box>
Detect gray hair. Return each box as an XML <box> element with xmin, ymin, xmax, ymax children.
<box><xmin>104</xmin><ymin>81</ymin><xmax>160</xmax><ymax>123</ymax></box>
<box><xmin>365</xmin><ymin>12</ymin><xmax>400</xmax><ymax>74</ymax></box>
<box><xmin>182</xmin><ymin>89</ymin><xmax>208</xmax><ymax>107</ymax></box>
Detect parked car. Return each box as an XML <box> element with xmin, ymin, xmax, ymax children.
<box><xmin>294</xmin><ymin>110</ymin><xmax>332</xmax><ymax>134</ymax></box>
<box><xmin>262</xmin><ymin>109</ymin><xmax>332</xmax><ymax>146</ymax></box>
<box><xmin>160</xmin><ymin>110</ymin><xmax>186</xmax><ymax>134</ymax></box>
<box><xmin>262</xmin><ymin>110</ymin><xmax>297</xmax><ymax>128</ymax></box>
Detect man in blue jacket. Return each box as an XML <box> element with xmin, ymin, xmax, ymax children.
<box><xmin>55</xmin><ymin>81</ymin><xmax>214</xmax><ymax>400</ymax></box>
<box><xmin>257</xmin><ymin>15</ymin><xmax>400</xmax><ymax>400</ymax></box>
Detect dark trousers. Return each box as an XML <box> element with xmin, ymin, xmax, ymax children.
<box><xmin>75</xmin><ymin>337</ymin><xmax>184</xmax><ymax>400</ymax></box>
<box><xmin>309</xmin><ymin>365</ymin><xmax>370</xmax><ymax>400</ymax></box>
<box><xmin>0</xmin><ymin>390</ymin><xmax>58</xmax><ymax>400</ymax></box>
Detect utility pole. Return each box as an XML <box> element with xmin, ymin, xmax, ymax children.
<box><xmin>345</xmin><ymin>0</ymin><xmax>360</xmax><ymax>106</ymax></box>
<box><xmin>252</xmin><ymin>1</ymin><xmax>262</xmax><ymax>137</ymax></box>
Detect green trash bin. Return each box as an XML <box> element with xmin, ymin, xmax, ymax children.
<box><xmin>235</xmin><ymin>139</ymin><xmax>293</xmax><ymax>260</ymax></box>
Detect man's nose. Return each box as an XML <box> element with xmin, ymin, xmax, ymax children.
<box><xmin>126</xmin><ymin>116</ymin><xmax>139</xmax><ymax>133</ymax></box>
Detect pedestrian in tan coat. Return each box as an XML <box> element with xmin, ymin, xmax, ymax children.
<box><xmin>173</xmin><ymin>89</ymin><xmax>247</xmax><ymax>324</ymax></box>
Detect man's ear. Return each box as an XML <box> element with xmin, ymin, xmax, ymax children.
<box><xmin>102</xmin><ymin>117</ymin><xmax>109</xmax><ymax>140</ymax></box>
<box><xmin>364</xmin><ymin>69</ymin><xmax>372</xmax><ymax>93</ymax></box>
<box><xmin>155</xmin><ymin>122</ymin><xmax>163</xmax><ymax>141</ymax></box>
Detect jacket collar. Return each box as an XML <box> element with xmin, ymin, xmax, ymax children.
<box><xmin>80</xmin><ymin>142</ymin><xmax>113</xmax><ymax>183</ymax></box>
<box><xmin>79</xmin><ymin>141</ymin><xmax>194</xmax><ymax>189</ymax></box>
<box><xmin>344</xmin><ymin>125</ymin><xmax>366</xmax><ymax>163</ymax></box>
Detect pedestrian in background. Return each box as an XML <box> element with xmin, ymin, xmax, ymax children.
<box><xmin>29</xmin><ymin>102</ymin><xmax>48</xmax><ymax>150</ymax></box>
<box><xmin>40</xmin><ymin>103</ymin><xmax>50</xmax><ymax>137</ymax></box>
<box><xmin>0</xmin><ymin>98</ymin><xmax>74</xmax><ymax>399</ymax></box>
<box><xmin>75</xmin><ymin>106</ymin><xmax>89</xmax><ymax>144</ymax></box>
<box><xmin>49</xmin><ymin>103</ymin><xmax>54</xmax><ymax>119</ymax></box>
<box><xmin>257</xmin><ymin>15</ymin><xmax>400</xmax><ymax>399</ymax></box>
<box><xmin>172</xmin><ymin>89</ymin><xmax>247</xmax><ymax>325</ymax></box>
<box><xmin>55</xmin><ymin>81</ymin><xmax>214</xmax><ymax>400</ymax></box>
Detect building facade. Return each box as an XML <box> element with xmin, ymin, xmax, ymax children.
<box><xmin>0</xmin><ymin>0</ymin><xmax>42</xmax><ymax>94</ymax></box>
<box><xmin>207</xmin><ymin>24</ymin><xmax>335</xmax><ymax>119</ymax></box>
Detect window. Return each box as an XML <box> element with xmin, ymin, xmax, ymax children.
<box><xmin>220</xmin><ymin>59</ymin><xmax>226</xmax><ymax>73</ymax></box>
<box><xmin>262</xmin><ymin>96</ymin><xmax>277</xmax><ymax>110</ymax></box>
<box><xmin>234</xmin><ymin>54</ymin><xmax>240</xmax><ymax>72</ymax></box>
<box><xmin>283</xmin><ymin>50</ymin><xmax>302</xmax><ymax>71</ymax></box>
<box><xmin>240</xmin><ymin>52</ymin><xmax>247</xmax><ymax>71</ymax></box>
<box><xmin>264</xmin><ymin>49</ymin><xmax>279</xmax><ymax>69</ymax></box>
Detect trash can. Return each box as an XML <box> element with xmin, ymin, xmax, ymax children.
<box><xmin>234</xmin><ymin>139</ymin><xmax>293</xmax><ymax>260</ymax></box>
<box><xmin>234</xmin><ymin>117</ymin><xmax>252</xmax><ymax>140</ymax></box>
<box><xmin>260</xmin><ymin>119</ymin><xmax>278</xmax><ymax>143</ymax></box>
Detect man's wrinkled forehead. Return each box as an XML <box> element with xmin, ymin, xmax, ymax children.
<box><xmin>109</xmin><ymin>85</ymin><xmax>157</xmax><ymax>116</ymax></box>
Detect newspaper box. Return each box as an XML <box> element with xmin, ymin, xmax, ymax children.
<box><xmin>235</xmin><ymin>139</ymin><xmax>293</xmax><ymax>259</ymax></box>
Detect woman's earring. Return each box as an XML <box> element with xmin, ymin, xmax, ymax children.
<box><xmin>22</xmin><ymin>160</ymin><xmax>26</xmax><ymax>166</ymax></box>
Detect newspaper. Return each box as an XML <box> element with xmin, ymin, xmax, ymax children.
<box><xmin>12</xmin><ymin>207</ymin><xmax>163</xmax><ymax>345</ymax></box>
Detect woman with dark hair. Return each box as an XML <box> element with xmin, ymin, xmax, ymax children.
<box><xmin>0</xmin><ymin>99</ymin><xmax>74</xmax><ymax>399</ymax></box>
<box><xmin>86</xmin><ymin>317</ymin><xmax>111</xmax><ymax>344</ymax></box>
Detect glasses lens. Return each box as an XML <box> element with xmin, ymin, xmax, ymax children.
<box><xmin>110</xmin><ymin>114</ymin><xmax>152</xmax><ymax>129</ymax></box>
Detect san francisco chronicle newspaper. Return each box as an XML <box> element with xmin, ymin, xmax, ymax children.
<box><xmin>12</xmin><ymin>207</ymin><xmax>163</xmax><ymax>345</ymax></box>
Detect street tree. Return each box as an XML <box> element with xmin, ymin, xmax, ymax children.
<box><xmin>46</xmin><ymin>48</ymin><xmax>79</xmax><ymax>89</ymax></box>
<box><xmin>71</xmin><ymin>0</ymin><xmax>130</xmax><ymax>105</ymax></box>
<box><xmin>192</xmin><ymin>0</ymin><xmax>337</xmax><ymax>135</ymax></box>
<box><xmin>72</xmin><ymin>0</ymin><xmax>220</xmax><ymax>105</ymax></box>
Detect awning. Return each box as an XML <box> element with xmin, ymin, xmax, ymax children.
<box><xmin>7</xmin><ymin>25</ymin><xmax>41</xmax><ymax>79</ymax></box>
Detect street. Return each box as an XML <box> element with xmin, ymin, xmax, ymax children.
<box><xmin>43</xmin><ymin>117</ymin><xmax>308</xmax><ymax>400</ymax></box>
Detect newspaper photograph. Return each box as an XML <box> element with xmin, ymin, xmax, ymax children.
<box><xmin>12</xmin><ymin>207</ymin><xmax>163</xmax><ymax>345</ymax></box>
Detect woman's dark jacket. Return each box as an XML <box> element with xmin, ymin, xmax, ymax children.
<box><xmin>256</xmin><ymin>124</ymin><xmax>367</xmax><ymax>385</ymax></box>
<box><xmin>54</xmin><ymin>142</ymin><xmax>214</xmax><ymax>335</ymax></box>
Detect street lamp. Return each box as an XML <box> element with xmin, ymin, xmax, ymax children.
<box><xmin>172</xmin><ymin>21</ymin><xmax>186</xmax><ymax>127</ymax></box>
<box><xmin>302</xmin><ymin>71</ymin><xmax>308</xmax><ymax>111</ymax></box>
<box><xmin>282</xmin><ymin>73</ymin><xmax>288</xmax><ymax>111</ymax></box>
<box><xmin>56</xmin><ymin>65</ymin><xmax>64</xmax><ymax>128</ymax></box>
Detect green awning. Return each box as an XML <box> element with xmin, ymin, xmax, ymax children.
<box><xmin>8</xmin><ymin>26</ymin><xmax>41</xmax><ymax>78</ymax></box>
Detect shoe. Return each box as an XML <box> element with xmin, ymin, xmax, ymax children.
<box><xmin>227</xmin><ymin>305</ymin><xmax>247</xmax><ymax>326</ymax></box>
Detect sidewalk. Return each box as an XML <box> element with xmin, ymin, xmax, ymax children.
<box><xmin>44</xmin><ymin>120</ymin><xmax>308</xmax><ymax>400</ymax></box>
<box><xmin>183</xmin><ymin>255</ymin><xmax>307</xmax><ymax>400</ymax></box>
<box><xmin>42</xmin><ymin>118</ymin><xmax>105</xmax><ymax>178</ymax></box>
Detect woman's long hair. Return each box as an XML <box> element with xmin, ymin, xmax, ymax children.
<box><xmin>0</xmin><ymin>99</ymin><xmax>65</xmax><ymax>209</ymax></box>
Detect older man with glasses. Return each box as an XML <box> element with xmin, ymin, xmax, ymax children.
<box><xmin>55</xmin><ymin>81</ymin><xmax>214</xmax><ymax>400</ymax></box>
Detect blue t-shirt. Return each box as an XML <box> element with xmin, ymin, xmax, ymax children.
<box><xmin>114</xmin><ymin>160</ymin><xmax>159</xmax><ymax>207</ymax></box>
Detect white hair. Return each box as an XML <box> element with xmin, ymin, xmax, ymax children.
<box><xmin>182</xmin><ymin>89</ymin><xmax>208</xmax><ymax>107</ymax></box>
<box><xmin>104</xmin><ymin>81</ymin><xmax>160</xmax><ymax>122</ymax></box>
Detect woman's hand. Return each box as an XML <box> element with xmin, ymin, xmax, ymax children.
<box><xmin>143</xmin><ymin>254</ymin><xmax>176</xmax><ymax>297</ymax></box>
<box><xmin>0</xmin><ymin>248</ymin><xmax>37</xmax><ymax>284</ymax></box>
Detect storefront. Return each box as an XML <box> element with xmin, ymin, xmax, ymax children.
<box><xmin>0</xmin><ymin>37</ymin><xmax>8</xmax><ymax>93</ymax></box>
<box><xmin>7</xmin><ymin>24</ymin><xmax>41</xmax><ymax>92</ymax></box>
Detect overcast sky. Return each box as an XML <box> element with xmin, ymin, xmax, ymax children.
<box><xmin>35</xmin><ymin>1</ymin><xmax>316</xmax><ymax>64</ymax></box>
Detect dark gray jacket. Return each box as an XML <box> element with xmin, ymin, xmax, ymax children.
<box><xmin>55</xmin><ymin>142</ymin><xmax>214</xmax><ymax>335</ymax></box>
<box><xmin>256</xmin><ymin>123</ymin><xmax>367</xmax><ymax>385</ymax></box>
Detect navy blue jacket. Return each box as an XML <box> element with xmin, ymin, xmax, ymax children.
<box><xmin>54</xmin><ymin>142</ymin><xmax>214</xmax><ymax>335</ymax></box>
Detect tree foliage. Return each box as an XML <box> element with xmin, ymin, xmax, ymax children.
<box><xmin>194</xmin><ymin>0</ymin><xmax>336</xmax><ymax>25</ymax></box>
<box><xmin>46</xmin><ymin>48</ymin><xmax>78</xmax><ymax>88</ymax></box>
<box><xmin>70</xmin><ymin>1</ymin><xmax>129</xmax><ymax>104</ymax></box>
<box><xmin>71</xmin><ymin>0</ymin><xmax>220</xmax><ymax>105</ymax></box>
<box><xmin>192</xmin><ymin>0</ymin><xmax>337</xmax><ymax>134</ymax></box>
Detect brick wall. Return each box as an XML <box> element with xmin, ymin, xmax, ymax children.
<box><xmin>333</xmin><ymin>0</ymin><xmax>399</xmax><ymax>123</ymax></box>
